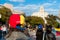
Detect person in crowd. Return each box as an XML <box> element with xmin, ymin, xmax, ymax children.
<box><xmin>27</xmin><ymin>25</ymin><xmax>36</xmax><ymax>40</ymax></box>
<box><xmin>36</xmin><ymin>24</ymin><xmax>43</xmax><ymax>40</ymax></box>
<box><xmin>1</xmin><ymin>25</ymin><xmax>7</xmax><ymax>36</ymax></box>
<box><xmin>23</xmin><ymin>26</ymin><xmax>30</xmax><ymax>37</ymax></box>
<box><xmin>5</xmin><ymin>24</ymin><xmax>30</xmax><ymax>40</ymax></box>
<box><xmin>0</xmin><ymin>25</ymin><xmax>6</xmax><ymax>40</ymax></box>
<box><xmin>52</xmin><ymin>26</ymin><xmax>56</xmax><ymax>35</ymax></box>
<box><xmin>0</xmin><ymin>25</ymin><xmax>2</xmax><ymax>39</ymax></box>
<box><xmin>16</xmin><ymin>24</ymin><xmax>25</xmax><ymax>32</ymax></box>
<box><xmin>44</xmin><ymin>25</ymin><xmax>56</xmax><ymax>40</ymax></box>
<box><xmin>31</xmin><ymin>28</ymin><xmax>36</xmax><ymax>40</ymax></box>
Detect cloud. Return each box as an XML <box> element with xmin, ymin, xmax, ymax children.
<box><xmin>9</xmin><ymin>0</ymin><xmax>25</xmax><ymax>2</ymax></box>
<box><xmin>2</xmin><ymin>3</ymin><xmax>40</xmax><ymax>15</ymax></box>
<box><xmin>41</xmin><ymin>3</ymin><xmax>53</xmax><ymax>8</ymax></box>
<box><xmin>14</xmin><ymin>4</ymin><xmax>40</xmax><ymax>13</ymax></box>
<box><xmin>48</xmin><ymin>0</ymin><xmax>57</xmax><ymax>2</ymax></box>
<box><xmin>9</xmin><ymin>3</ymin><xmax>58</xmax><ymax>16</ymax></box>
<box><xmin>45</xmin><ymin>8</ymin><xmax>58</xmax><ymax>11</ymax></box>
<box><xmin>2</xmin><ymin>3</ymin><xmax>58</xmax><ymax>16</ymax></box>
<box><xmin>0</xmin><ymin>4</ymin><xmax>3</xmax><ymax>5</ymax></box>
<box><xmin>52</xmin><ymin>0</ymin><xmax>57</xmax><ymax>3</ymax></box>
<box><xmin>41</xmin><ymin>2</ymin><xmax>57</xmax><ymax>8</ymax></box>
<box><xmin>13</xmin><ymin>4</ymin><xmax>40</xmax><ymax>15</ymax></box>
<box><xmin>41</xmin><ymin>3</ymin><xmax>52</xmax><ymax>7</ymax></box>
<box><xmin>41</xmin><ymin>1</ymin><xmax>58</xmax><ymax>16</ymax></box>
<box><xmin>58</xmin><ymin>5</ymin><xmax>60</xmax><ymax>9</ymax></box>
<box><xmin>45</xmin><ymin>8</ymin><xmax>58</xmax><ymax>15</ymax></box>
<box><xmin>41</xmin><ymin>0</ymin><xmax>57</xmax><ymax>7</ymax></box>
<box><xmin>14</xmin><ymin>4</ymin><xmax>40</xmax><ymax>10</ymax></box>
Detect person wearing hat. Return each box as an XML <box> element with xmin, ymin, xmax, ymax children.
<box><xmin>16</xmin><ymin>24</ymin><xmax>25</xmax><ymax>32</ymax></box>
<box><xmin>36</xmin><ymin>24</ymin><xmax>43</xmax><ymax>40</ymax></box>
<box><xmin>44</xmin><ymin>25</ymin><xmax>56</xmax><ymax>40</ymax></box>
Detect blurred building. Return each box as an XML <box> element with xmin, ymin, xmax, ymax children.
<box><xmin>31</xmin><ymin>6</ymin><xmax>48</xmax><ymax>24</ymax></box>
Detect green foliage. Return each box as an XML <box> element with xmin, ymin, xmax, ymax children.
<box><xmin>26</xmin><ymin>16</ymin><xmax>44</xmax><ymax>26</ymax></box>
<box><xmin>0</xmin><ymin>6</ymin><xmax>12</xmax><ymax>24</ymax></box>
<box><xmin>45</xmin><ymin>15</ymin><xmax>60</xmax><ymax>27</ymax></box>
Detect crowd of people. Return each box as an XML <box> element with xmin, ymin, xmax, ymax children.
<box><xmin>0</xmin><ymin>23</ymin><xmax>56</xmax><ymax>40</ymax></box>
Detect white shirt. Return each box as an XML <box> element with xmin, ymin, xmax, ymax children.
<box><xmin>1</xmin><ymin>26</ymin><xmax>7</xmax><ymax>31</ymax></box>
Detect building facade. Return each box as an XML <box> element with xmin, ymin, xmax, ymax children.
<box><xmin>31</xmin><ymin>6</ymin><xmax>48</xmax><ymax>24</ymax></box>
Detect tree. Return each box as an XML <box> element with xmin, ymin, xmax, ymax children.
<box><xmin>0</xmin><ymin>5</ymin><xmax>12</xmax><ymax>24</ymax></box>
<box><xmin>26</xmin><ymin>16</ymin><xmax>44</xmax><ymax>26</ymax></box>
<box><xmin>45</xmin><ymin>15</ymin><xmax>60</xmax><ymax>27</ymax></box>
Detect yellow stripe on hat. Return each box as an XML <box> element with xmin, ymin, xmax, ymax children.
<box><xmin>20</xmin><ymin>15</ymin><xmax>25</xmax><ymax>25</ymax></box>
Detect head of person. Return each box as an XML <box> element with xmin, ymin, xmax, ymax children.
<box><xmin>46</xmin><ymin>25</ymin><xmax>52</xmax><ymax>33</ymax></box>
<box><xmin>36</xmin><ymin>25</ymin><xmax>43</xmax><ymax>40</ymax></box>
<box><xmin>38</xmin><ymin>24</ymin><xmax>43</xmax><ymax>30</ymax></box>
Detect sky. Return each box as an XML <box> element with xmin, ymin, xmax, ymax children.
<box><xmin>0</xmin><ymin>0</ymin><xmax>60</xmax><ymax>16</ymax></box>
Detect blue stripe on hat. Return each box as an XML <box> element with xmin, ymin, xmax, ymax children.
<box><xmin>38</xmin><ymin>24</ymin><xmax>43</xmax><ymax>29</ymax></box>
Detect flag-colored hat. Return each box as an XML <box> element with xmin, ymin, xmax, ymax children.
<box><xmin>38</xmin><ymin>24</ymin><xmax>43</xmax><ymax>29</ymax></box>
<box><xmin>9</xmin><ymin>14</ymin><xmax>25</xmax><ymax>28</ymax></box>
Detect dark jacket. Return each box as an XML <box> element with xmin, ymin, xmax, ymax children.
<box><xmin>44</xmin><ymin>32</ymin><xmax>56</xmax><ymax>40</ymax></box>
<box><xmin>44</xmin><ymin>25</ymin><xmax>56</xmax><ymax>40</ymax></box>
<box><xmin>36</xmin><ymin>29</ymin><xmax>43</xmax><ymax>40</ymax></box>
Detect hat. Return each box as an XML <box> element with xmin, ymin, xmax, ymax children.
<box><xmin>46</xmin><ymin>25</ymin><xmax>52</xmax><ymax>31</ymax></box>
<box><xmin>38</xmin><ymin>24</ymin><xmax>43</xmax><ymax>29</ymax></box>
